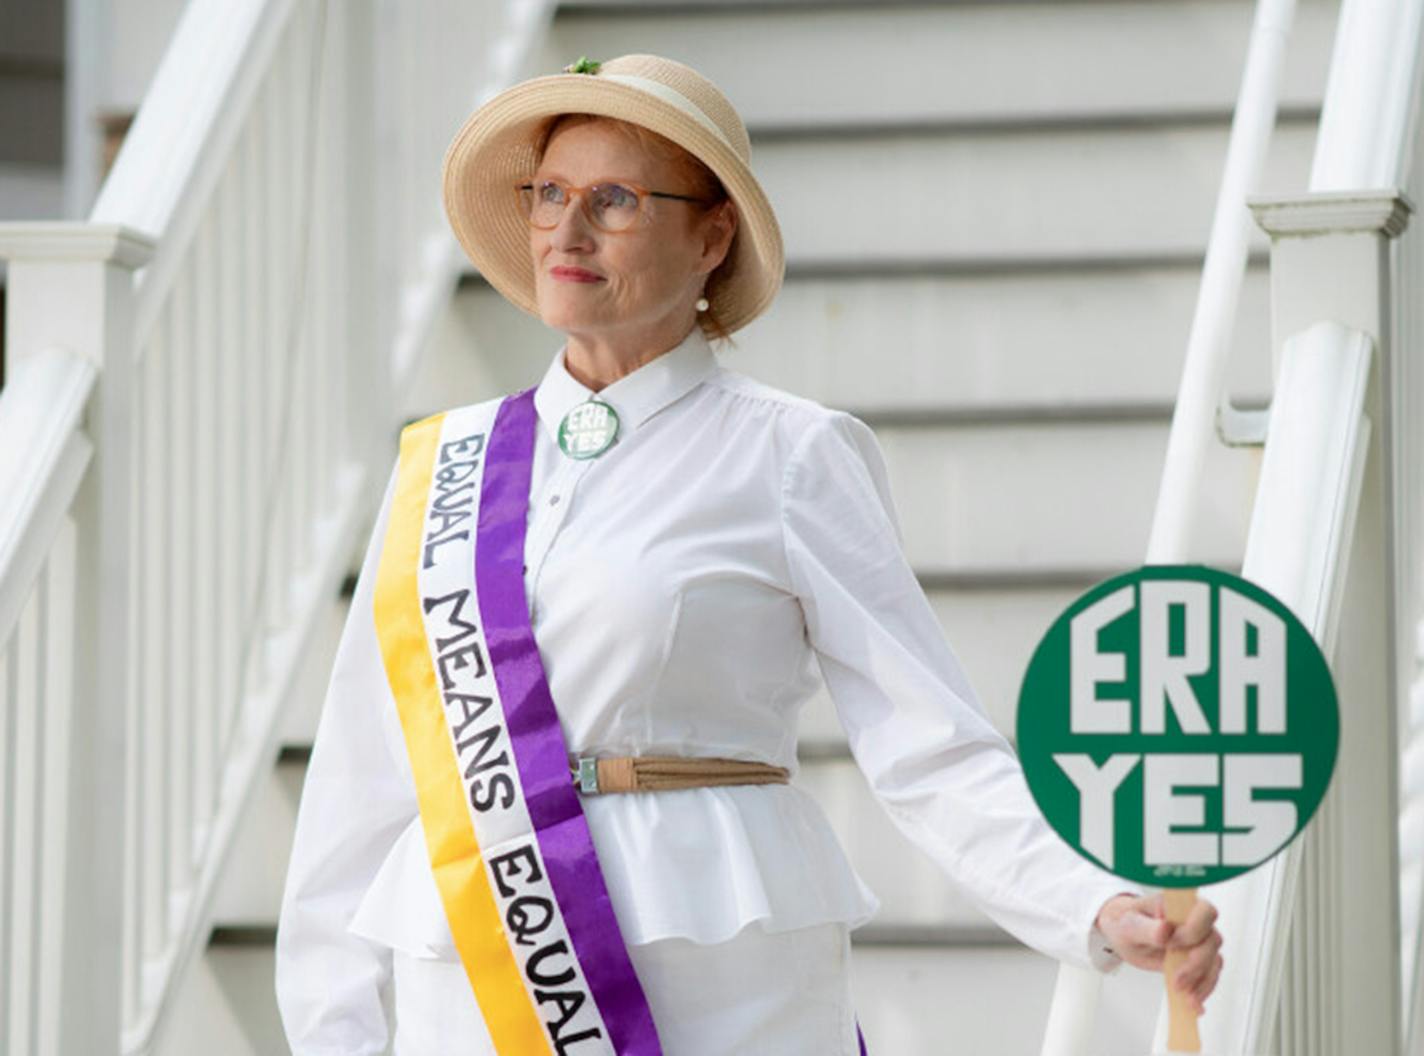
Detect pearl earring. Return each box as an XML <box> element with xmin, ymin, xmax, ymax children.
<box><xmin>695</xmin><ymin>296</ymin><xmax>710</xmax><ymax>312</ymax></box>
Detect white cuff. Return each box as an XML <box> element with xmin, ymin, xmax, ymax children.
<box><xmin>1088</xmin><ymin>920</ymin><xmax>1126</xmax><ymax>973</ymax></box>
<box><xmin>1085</xmin><ymin>886</ymin><xmax>1144</xmax><ymax>973</ymax></box>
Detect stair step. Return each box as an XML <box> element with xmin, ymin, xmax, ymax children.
<box><xmin>727</xmin><ymin>260</ymin><xmax>1275</xmax><ymax>414</ymax></box>
<box><xmin>452</xmin><ymin>117</ymin><xmax>1317</xmax><ymax>266</ymax></box>
<box><xmin>544</xmin><ymin>0</ymin><xmax>1334</xmax><ymax>127</ymax></box>
<box><xmin>446</xmin><ymin>259</ymin><xmax>1275</xmax><ymax>416</ymax></box>
<box><xmin>423</xmin><ymin>318</ymin><xmax>1260</xmax><ymax>583</ymax></box>
<box><xmin>204</xmin><ymin>919</ymin><xmax>1023</xmax><ymax>950</ymax></box>
<box><xmin>853</xmin><ymin>942</ymin><xmax>1162</xmax><ymax>1055</ymax></box>
<box><xmin>294</xmin><ymin>561</ymin><xmax>1167</xmax><ymax>753</ymax></box>
<box><xmin>275</xmin><ymin>587</ymin><xmax>350</xmax><ymax>747</ymax></box>
<box><xmin>795</xmin><ymin>574</ymin><xmax>1122</xmax><ymax>745</ymax></box>
<box><xmin>175</xmin><ymin>927</ymin><xmax>1164</xmax><ymax>1055</ymax></box>
<box><xmin>852</xmin><ymin>922</ymin><xmax>1016</xmax><ymax>947</ymax></box>
<box><xmin>210</xmin><ymin>752</ymin><xmax>305</xmax><ymax>927</ymax></box>
<box><xmin>216</xmin><ymin>748</ymin><xmax>1011</xmax><ymax>936</ymax></box>
<box><xmin>231</xmin><ymin>727</ymin><xmax>1120</xmax><ymax>940</ymax></box>
<box><xmin>749</xmin><ymin>119</ymin><xmax>1315</xmax><ymax>264</ymax></box>
<box><xmin>791</xmin><ymin>754</ymin><xmax>1131</xmax><ymax>935</ymax></box>
<box><xmin>221</xmin><ymin>739</ymin><xmax>1131</xmax><ymax>946</ymax></box>
<box><xmin>153</xmin><ymin>946</ymin><xmax>290</xmax><ymax>1056</ymax></box>
<box><xmin>873</xmin><ymin>417</ymin><xmax>1255</xmax><ymax>573</ymax></box>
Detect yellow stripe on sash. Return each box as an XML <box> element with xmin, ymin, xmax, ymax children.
<box><xmin>373</xmin><ymin>413</ymin><xmax>552</xmax><ymax>1055</ymax></box>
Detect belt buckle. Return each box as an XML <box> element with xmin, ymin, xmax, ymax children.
<box><xmin>574</xmin><ymin>756</ymin><xmax>600</xmax><ymax>795</ymax></box>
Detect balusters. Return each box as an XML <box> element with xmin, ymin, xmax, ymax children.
<box><xmin>120</xmin><ymin>436</ymin><xmax>142</xmax><ymax>1026</ymax></box>
<box><xmin>147</xmin><ymin>302</ymin><xmax>174</xmax><ymax>935</ymax></box>
<box><xmin>214</xmin><ymin>162</ymin><xmax>239</xmax><ymax>757</ymax></box>
<box><xmin>24</xmin><ymin>580</ymin><xmax>46</xmax><ymax>1053</ymax></box>
<box><xmin>1274</xmin><ymin>782</ymin><xmax>1349</xmax><ymax>1056</ymax></box>
<box><xmin>1321</xmin><ymin>779</ymin><xmax>1332</xmax><ymax>1053</ymax></box>
<box><xmin>0</xmin><ymin>567</ymin><xmax>75</xmax><ymax>1054</ymax></box>
<box><xmin>1</xmin><ymin>630</ymin><xmax>16</xmax><ymax>1051</ymax></box>
<box><xmin>36</xmin><ymin>530</ymin><xmax>75</xmax><ymax>1056</ymax></box>
<box><xmin>1309</xmin><ymin>820</ymin><xmax>1323</xmax><ymax>1053</ymax></box>
<box><xmin>259</xmin><ymin>55</ymin><xmax>282</xmax><ymax>649</ymax></box>
<box><xmin>311</xmin><ymin>0</ymin><xmax>332</xmax><ymax>520</ymax></box>
<box><xmin>271</xmin><ymin>16</ymin><xmax>297</xmax><ymax>636</ymax></box>
<box><xmin>192</xmin><ymin>208</ymin><xmax>221</xmax><ymax>842</ymax></box>
<box><xmin>293</xmin><ymin>0</ymin><xmax>316</xmax><ymax>585</ymax></box>
<box><xmin>239</xmin><ymin>118</ymin><xmax>265</xmax><ymax>702</ymax></box>
<box><xmin>0</xmin><ymin>1</ymin><xmax>544</xmax><ymax>1047</ymax></box>
<box><xmin>323</xmin><ymin>0</ymin><xmax>348</xmax><ymax>507</ymax></box>
<box><xmin>167</xmin><ymin>282</ymin><xmax>197</xmax><ymax>892</ymax></box>
<box><xmin>4</xmin><ymin>589</ymin><xmax>37</xmax><ymax>1052</ymax></box>
<box><xmin>135</xmin><ymin>330</ymin><xmax>167</xmax><ymax>969</ymax></box>
<box><xmin>284</xmin><ymin>10</ymin><xmax>307</xmax><ymax>619</ymax></box>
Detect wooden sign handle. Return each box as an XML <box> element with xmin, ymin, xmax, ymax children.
<box><xmin>1164</xmin><ymin>887</ymin><xmax>1201</xmax><ymax>1052</ymax></box>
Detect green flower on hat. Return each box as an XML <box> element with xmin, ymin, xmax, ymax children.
<box><xmin>563</xmin><ymin>56</ymin><xmax>602</xmax><ymax>75</ymax></box>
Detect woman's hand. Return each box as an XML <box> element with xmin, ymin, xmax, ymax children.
<box><xmin>1095</xmin><ymin>892</ymin><xmax>1224</xmax><ymax>1014</ymax></box>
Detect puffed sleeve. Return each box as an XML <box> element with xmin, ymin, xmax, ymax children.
<box><xmin>275</xmin><ymin>458</ymin><xmax>417</xmax><ymax>1053</ymax></box>
<box><xmin>781</xmin><ymin>410</ymin><xmax>1138</xmax><ymax>972</ymax></box>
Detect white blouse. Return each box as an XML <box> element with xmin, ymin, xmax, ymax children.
<box><xmin>276</xmin><ymin>324</ymin><xmax>1134</xmax><ymax>1050</ymax></box>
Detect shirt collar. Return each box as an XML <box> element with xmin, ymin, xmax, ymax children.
<box><xmin>533</xmin><ymin>327</ymin><xmax>719</xmax><ymax>448</ymax></box>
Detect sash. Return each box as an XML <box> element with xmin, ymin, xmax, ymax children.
<box><xmin>373</xmin><ymin>389</ymin><xmax>659</xmax><ymax>1054</ymax></box>
<box><xmin>374</xmin><ymin>386</ymin><xmax>872</xmax><ymax>1055</ymax></box>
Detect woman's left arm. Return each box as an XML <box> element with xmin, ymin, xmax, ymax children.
<box><xmin>780</xmin><ymin>410</ymin><xmax>1221</xmax><ymax>1001</ymax></box>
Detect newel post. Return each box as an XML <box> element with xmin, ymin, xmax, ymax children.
<box><xmin>1245</xmin><ymin>189</ymin><xmax>1411</xmax><ymax>1055</ymax></box>
<box><xmin>0</xmin><ymin>221</ymin><xmax>157</xmax><ymax>1055</ymax></box>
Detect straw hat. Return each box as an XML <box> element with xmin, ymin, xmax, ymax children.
<box><xmin>440</xmin><ymin>53</ymin><xmax>785</xmax><ymax>336</ymax></box>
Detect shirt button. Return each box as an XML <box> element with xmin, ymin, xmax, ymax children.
<box><xmin>549</xmin><ymin>494</ymin><xmax>561</xmax><ymax>506</ymax></box>
<box><xmin>522</xmin><ymin>563</ymin><xmax>528</xmax><ymax>573</ymax></box>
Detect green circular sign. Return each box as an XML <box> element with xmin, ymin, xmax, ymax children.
<box><xmin>1016</xmin><ymin>564</ymin><xmax>1338</xmax><ymax>888</ymax></box>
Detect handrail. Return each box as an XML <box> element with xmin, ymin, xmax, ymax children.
<box><xmin>1043</xmin><ymin>0</ymin><xmax>1424</xmax><ymax>1049</ymax></box>
<box><xmin>1310</xmin><ymin>0</ymin><xmax>1424</xmax><ymax>191</ymax></box>
<box><xmin>1145</xmin><ymin>8</ymin><xmax>1298</xmax><ymax>1045</ymax></box>
<box><xmin>1287</xmin><ymin>1</ymin><xmax>1424</xmax><ymax>1051</ymax></box>
<box><xmin>0</xmin><ymin>348</ymin><xmax>96</xmax><ymax>645</ymax></box>
<box><xmin>1151</xmin><ymin>0</ymin><xmax>1424</xmax><ymax>1048</ymax></box>
<box><xmin>0</xmin><ymin>0</ymin><xmax>556</xmax><ymax>1052</ymax></box>
<box><xmin>1180</xmin><ymin>320</ymin><xmax>1374</xmax><ymax>1053</ymax></box>
<box><xmin>1039</xmin><ymin>3</ymin><xmax>1300</xmax><ymax>1051</ymax></box>
<box><xmin>1146</xmin><ymin>0</ymin><xmax>1297</xmax><ymax>557</ymax></box>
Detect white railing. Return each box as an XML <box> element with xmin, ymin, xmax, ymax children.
<box><xmin>1388</xmin><ymin>14</ymin><xmax>1424</xmax><ymax>1051</ymax></box>
<box><xmin>0</xmin><ymin>348</ymin><xmax>96</xmax><ymax>1056</ymax></box>
<box><xmin>0</xmin><ymin>0</ymin><xmax>553</xmax><ymax>1052</ymax></box>
<box><xmin>1042</xmin><ymin>0</ymin><xmax>1424</xmax><ymax>1052</ymax></box>
<box><xmin>1041</xmin><ymin>0</ymin><xmax>1299</xmax><ymax>1048</ymax></box>
<box><xmin>1216</xmin><ymin>0</ymin><xmax>1424</xmax><ymax>1046</ymax></box>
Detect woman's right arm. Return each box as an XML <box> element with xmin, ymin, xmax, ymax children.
<box><xmin>275</xmin><ymin>459</ymin><xmax>417</xmax><ymax>1055</ymax></box>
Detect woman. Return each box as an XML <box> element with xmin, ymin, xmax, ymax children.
<box><xmin>275</xmin><ymin>53</ymin><xmax>1223</xmax><ymax>1055</ymax></box>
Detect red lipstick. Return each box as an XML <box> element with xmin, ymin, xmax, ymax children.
<box><xmin>551</xmin><ymin>266</ymin><xmax>604</xmax><ymax>283</ymax></box>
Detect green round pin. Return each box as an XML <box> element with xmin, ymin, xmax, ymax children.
<box><xmin>558</xmin><ymin>397</ymin><xmax>620</xmax><ymax>459</ymax></box>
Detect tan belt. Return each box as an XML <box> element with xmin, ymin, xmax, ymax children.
<box><xmin>569</xmin><ymin>754</ymin><xmax>791</xmax><ymax>795</ymax></box>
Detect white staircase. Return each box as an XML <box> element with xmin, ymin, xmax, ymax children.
<box><xmin>15</xmin><ymin>0</ymin><xmax>1424</xmax><ymax>1054</ymax></box>
<box><xmin>167</xmin><ymin>2</ymin><xmax>1338</xmax><ymax>1053</ymax></box>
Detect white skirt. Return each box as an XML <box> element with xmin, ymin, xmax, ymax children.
<box><xmin>390</xmin><ymin>920</ymin><xmax>862</xmax><ymax>1055</ymax></box>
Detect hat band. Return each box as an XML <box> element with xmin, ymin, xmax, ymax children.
<box><xmin>595</xmin><ymin>73</ymin><xmax>734</xmax><ymax>152</ymax></box>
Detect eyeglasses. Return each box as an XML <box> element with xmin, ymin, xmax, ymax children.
<box><xmin>516</xmin><ymin>178</ymin><xmax>713</xmax><ymax>233</ymax></box>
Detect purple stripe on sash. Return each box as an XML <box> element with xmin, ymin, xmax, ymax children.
<box><xmin>475</xmin><ymin>387</ymin><xmax>663</xmax><ymax>1055</ymax></box>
